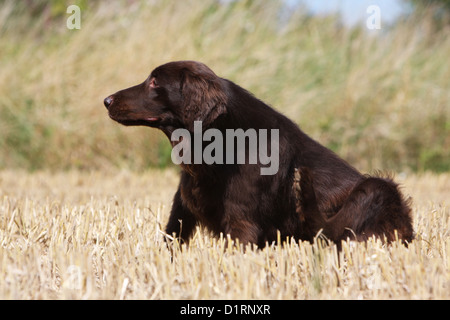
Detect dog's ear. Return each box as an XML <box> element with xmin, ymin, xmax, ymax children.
<box><xmin>180</xmin><ymin>67</ymin><xmax>227</xmax><ymax>131</ymax></box>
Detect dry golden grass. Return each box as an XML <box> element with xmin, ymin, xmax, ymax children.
<box><xmin>0</xmin><ymin>169</ymin><xmax>448</xmax><ymax>299</ymax></box>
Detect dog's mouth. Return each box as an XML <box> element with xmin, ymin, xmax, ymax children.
<box><xmin>109</xmin><ymin>114</ymin><xmax>161</xmax><ymax>127</ymax></box>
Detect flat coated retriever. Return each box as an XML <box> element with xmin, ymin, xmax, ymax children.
<box><xmin>104</xmin><ymin>60</ymin><xmax>414</xmax><ymax>247</ymax></box>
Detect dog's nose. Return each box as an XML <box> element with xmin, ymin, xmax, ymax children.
<box><xmin>104</xmin><ymin>96</ymin><xmax>113</xmax><ymax>109</ymax></box>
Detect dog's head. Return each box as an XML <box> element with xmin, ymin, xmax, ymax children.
<box><xmin>104</xmin><ymin>61</ymin><xmax>227</xmax><ymax>134</ymax></box>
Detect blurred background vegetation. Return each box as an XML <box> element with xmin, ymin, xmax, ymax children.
<box><xmin>0</xmin><ymin>0</ymin><xmax>449</xmax><ymax>172</ymax></box>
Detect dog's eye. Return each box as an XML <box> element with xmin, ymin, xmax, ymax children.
<box><xmin>149</xmin><ymin>78</ymin><xmax>158</xmax><ymax>88</ymax></box>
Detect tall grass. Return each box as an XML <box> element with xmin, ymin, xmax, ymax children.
<box><xmin>0</xmin><ymin>169</ymin><xmax>448</xmax><ymax>299</ymax></box>
<box><xmin>0</xmin><ymin>0</ymin><xmax>449</xmax><ymax>172</ymax></box>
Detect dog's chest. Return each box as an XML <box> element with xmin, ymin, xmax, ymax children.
<box><xmin>180</xmin><ymin>176</ymin><xmax>222</xmax><ymax>220</ymax></box>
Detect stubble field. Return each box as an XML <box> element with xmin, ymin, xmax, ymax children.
<box><xmin>0</xmin><ymin>169</ymin><xmax>448</xmax><ymax>299</ymax></box>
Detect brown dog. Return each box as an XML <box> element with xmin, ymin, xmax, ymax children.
<box><xmin>104</xmin><ymin>60</ymin><xmax>414</xmax><ymax>247</ymax></box>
